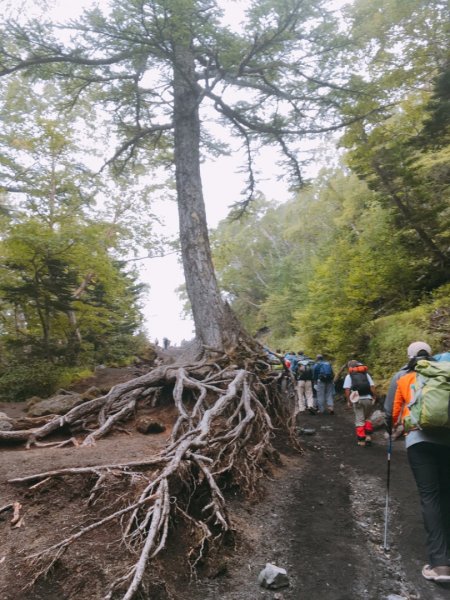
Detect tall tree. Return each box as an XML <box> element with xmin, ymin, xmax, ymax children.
<box><xmin>0</xmin><ymin>2</ymin><xmax>421</xmax><ymax>596</ymax></box>
<box><xmin>0</xmin><ymin>0</ymin><xmax>376</xmax><ymax>354</ymax></box>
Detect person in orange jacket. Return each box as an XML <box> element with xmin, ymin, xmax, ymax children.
<box><xmin>384</xmin><ymin>341</ymin><xmax>450</xmax><ymax>583</ymax></box>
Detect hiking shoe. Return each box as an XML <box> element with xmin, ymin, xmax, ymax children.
<box><xmin>422</xmin><ymin>564</ymin><xmax>450</xmax><ymax>582</ymax></box>
<box><xmin>357</xmin><ymin>440</ymin><xmax>366</xmax><ymax>447</ymax></box>
<box><xmin>328</xmin><ymin>409</ymin><xmax>334</xmax><ymax>415</ymax></box>
<box><xmin>308</xmin><ymin>407</ymin><xmax>317</xmax><ymax>415</ymax></box>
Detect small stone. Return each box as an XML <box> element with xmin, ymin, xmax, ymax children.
<box><xmin>81</xmin><ymin>386</ymin><xmax>102</xmax><ymax>400</ymax></box>
<box><xmin>27</xmin><ymin>393</ymin><xmax>84</xmax><ymax>416</ymax></box>
<box><xmin>257</xmin><ymin>563</ymin><xmax>289</xmax><ymax>589</ymax></box>
<box><xmin>136</xmin><ymin>417</ymin><xmax>166</xmax><ymax>434</ymax></box>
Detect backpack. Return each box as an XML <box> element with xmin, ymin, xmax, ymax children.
<box><xmin>297</xmin><ymin>359</ymin><xmax>314</xmax><ymax>381</ymax></box>
<box><xmin>434</xmin><ymin>352</ymin><xmax>450</xmax><ymax>362</ymax></box>
<box><xmin>318</xmin><ymin>361</ymin><xmax>334</xmax><ymax>383</ymax></box>
<box><xmin>404</xmin><ymin>359</ymin><xmax>450</xmax><ymax>432</ymax></box>
<box><xmin>348</xmin><ymin>364</ymin><xmax>372</xmax><ymax>395</ymax></box>
<box><xmin>286</xmin><ymin>355</ymin><xmax>299</xmax><ymax>375</ymax></box>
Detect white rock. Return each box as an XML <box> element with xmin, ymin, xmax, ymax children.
<box><xmin>257</xmin><ymin>563</ymin><xmax>289</xmax><ymax>589</ymax></box>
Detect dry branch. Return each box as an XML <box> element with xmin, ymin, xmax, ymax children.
<box><xmin>10</xmin><ymin>502</ymin><xmax>22</xmax><ymax>526</ymax></box>
<box><xmin>8</xmin><ymin>457</ymin><xmax>168</xmax><ymax>484</ymax></box>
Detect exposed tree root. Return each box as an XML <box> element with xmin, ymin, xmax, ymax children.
<box><xmin>5</xmin><ymin>352</ymin><xmax>297</xmax><ymax>599</ymax></box>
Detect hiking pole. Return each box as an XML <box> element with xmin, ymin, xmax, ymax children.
<box><xmin>383</xmin><ymin>433</ymin><xmax>392</xmax><ymax>552</ymax></box>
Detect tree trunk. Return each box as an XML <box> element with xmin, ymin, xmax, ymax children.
<box><xmin>172</xmin><ymin>44</ymin><xmax>236</xmax><ymax>352</ymax></box>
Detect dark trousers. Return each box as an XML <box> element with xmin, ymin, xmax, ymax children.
<box><xmin>407</xmin><ymin>441</ymin><xmax>450</xmax><ymax>567</ymax></box>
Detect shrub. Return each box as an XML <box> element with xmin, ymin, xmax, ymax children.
<box><xmin>0</xmin><ymin>361</ymin><xmax>68</xmax><ymax>402</ymax></box>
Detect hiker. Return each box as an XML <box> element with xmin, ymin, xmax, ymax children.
<box><xmin>295</xmin><ymin>352</ymin><xmax>317</xmax><ymax>415</ymax></box>
<box><xmin>284</xmin><ymin>351</ymin><xmax>298</xmax><ymax>372</ymax></box>
<box><xmin>343</xmin><ymin>360</ymin><xmax>376</xmax><ymax>446</ymax></box>
<box><xmin>313</xmin><ymin>354</ymin><xmax>335</xmax><ymax>415</ymax></box>
<box><xmin>384</xmin><ymin>341</ymin><xmax>450</xmax><ymax>583</ymax></box>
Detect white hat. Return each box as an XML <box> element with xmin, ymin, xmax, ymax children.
<box><xmin>407</xmin><ymin>341</ymin><xmax>431</xmax><ymax>358</ymax></box>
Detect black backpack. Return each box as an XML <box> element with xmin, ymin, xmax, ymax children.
<box><xmin>349</xmin><ymin>371</ymin><xmax>371</xmax><ymax>395</ymax></box>
<box><xmin>297</xmin><ymin>359</ymin><xmax>314</xmax><ymax>381</ymax></box>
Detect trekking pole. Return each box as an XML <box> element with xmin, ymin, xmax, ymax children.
<box><xmin>383</xmin><ymin>433</ymin><xmax>392</xmax><ymax>552</ymax></box>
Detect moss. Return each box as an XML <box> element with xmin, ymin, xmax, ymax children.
<box><xmin>365</xmin><ymin>285</ymin><xmax>450</xmax><ymax>393</ymax></box>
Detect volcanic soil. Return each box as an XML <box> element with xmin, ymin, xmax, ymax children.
<box><xmin>1</xmin><ymin>370</ymin><xmax>450</xmax><ymax>600</ymax></box>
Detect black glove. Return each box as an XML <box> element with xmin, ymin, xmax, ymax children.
<box><xmin>384</xmin><ymin>414</ymin><xmax>393</xmax><ymax>435</ymax></box>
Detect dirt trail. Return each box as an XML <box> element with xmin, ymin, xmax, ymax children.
<box><xmin>1</xmin><ymin>394</ymin><xmax>450</xmax><ymax>599</ymax></box>
<box><xmin>186</xmin><ymin>401</ymin><xmax>450</xmax><ymax>600</ymax></box>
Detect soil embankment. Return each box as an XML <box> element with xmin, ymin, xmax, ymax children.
<box><xmin>1</xmin><ymin>389</ymin><xmax>450</xmax><ymax>599</ymax></box>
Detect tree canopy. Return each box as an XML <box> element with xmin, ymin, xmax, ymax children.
<box><xmin>0</xmin><ymin>0</ymin><xmax>400</xmax><ymax>354</ymax></box>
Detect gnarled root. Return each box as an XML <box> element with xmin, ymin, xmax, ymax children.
<box><xmin>7</xmin><ymin>354</ymin><xmax>296</xmax><ymax>598</ymax></box>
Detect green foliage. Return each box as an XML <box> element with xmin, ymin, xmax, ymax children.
<box><xmin>213</xmin><ymin>157</ymin><xmax>449</xmax><ymax>377</ymax></box>
<box><xmin>0</xmin><ymin>0</ymin><xmax>448</xmax><ymax>393</ymax></box>
<box><xmin>0</xmin><ymin>361</ymin><xmax>85</xmax><ymax>402</ymax></box>
<box><xmin>0</xmin><ymin>78</ymin><xmax>152</xmax><ymax>387</ymax></box>
<box><xmin>364</xmin><ymin>284</ymin><xmax>450</xmax><ymax>391</ymax></box>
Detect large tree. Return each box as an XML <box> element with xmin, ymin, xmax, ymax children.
<box><xmin>0</xmin><ymin>0</ymin><xmax>372</xmax><ymax>353</ymax></box>
<box><xmin>0</xmin><ymin>1</ymin><xmax>410</xmax><ymax>597</ymax></box>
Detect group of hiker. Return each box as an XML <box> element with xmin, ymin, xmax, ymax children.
<box><xmin>280</xmin><ymin>342</ymin><xmax>450</xmax><ymax>585</ymax></box>
<box><xmin>282</xmin><ymin>350</ymin><xmax>377</xmax><ymax>445</ymax></box>
<box><xmin>282</xmin><ymin>351</ymin><xmax>335</xmax><ymax>416</ymax></box>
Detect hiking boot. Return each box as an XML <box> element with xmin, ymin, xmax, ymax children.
<box><xmin>422</xmin><ymin>564</ymin><xmax>450</xmax><ymax>582</ymax></box>
<box><xmin>357</xmin><ymin>437</ymin><xmax>366</xmax><ymax>447</ymax></box>
<box><xmin>328</xmin><ymin>409</ymin><xmax>334</xmax><ymax>415</ymax></box>
<box><xmin>308</xmin><ymin>407</ymin><xmax>317</xmax><ymax>415</ymax></box>
<box><xmin>365</xmin><ymin>435</ymin><xmax>372</xmax><ymax>446</ymax></box>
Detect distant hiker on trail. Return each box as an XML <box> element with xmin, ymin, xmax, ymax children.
<box><xmin>294</xmin><ymin>351</ymin><xmax>317</xmax><ymax>415</ymax></box>
<box><xmin>313</xmin><ymin>354</ymin><xmax>335</xmax><ymax>415</ymax></box>
<box><xmin>284</xmin><ymin>351</ymin><xmax>298</xmax><ymax>374</ymax></box>
<box><xmin>384</xmin><ymin>341</ymin><xmax>450</xmax><ymax>584</ymax></box>
<box><xmin>162</xmin><ymin>337</ymin><xmax>170</xmax><ymax>350</ymax></box>
<box><xmin>343</xmin><ymin>360</ymin><xmax>376</xmax><ymax>446</ymax></box>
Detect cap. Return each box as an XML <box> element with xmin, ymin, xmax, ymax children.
<box><xmin>407</xmin><ymin>341</ymin><xmax>431</xmax><ymax>358</ymax></box>
<box><xmin>347</xmin><ymin>360</ymin><xmax>360</xmax><ymax>368</ymax></box>
<box><xmin>316</xmin><ymin>354</ymin><xmax>323</xmax><ymax>360</ymax></box>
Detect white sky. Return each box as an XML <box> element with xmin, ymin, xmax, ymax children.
<box><xmin>28</xmin><ymin>0</ymin><xmax>349</xmax><ymax>345</ymax></box>
<box><xmin>141</xmin><ymin>152</ymin><xmax>292</xmax><ymax>345</ymax></box>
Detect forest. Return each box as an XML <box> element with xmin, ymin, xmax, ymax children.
<box><xmin>0</xmin><ymin>0</ymin><xmax>449</xmax><ymax>598</ymax></box>
<box><xmin>0</xmin><ymin>0</ymin><xmax>448</xmax><ymax>400</ymax></box>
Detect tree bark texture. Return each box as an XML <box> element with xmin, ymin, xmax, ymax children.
<box><xmin>172</xmin><ymin>43</ymin><xmax>232</xmax><ymax>351</ymax></box>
